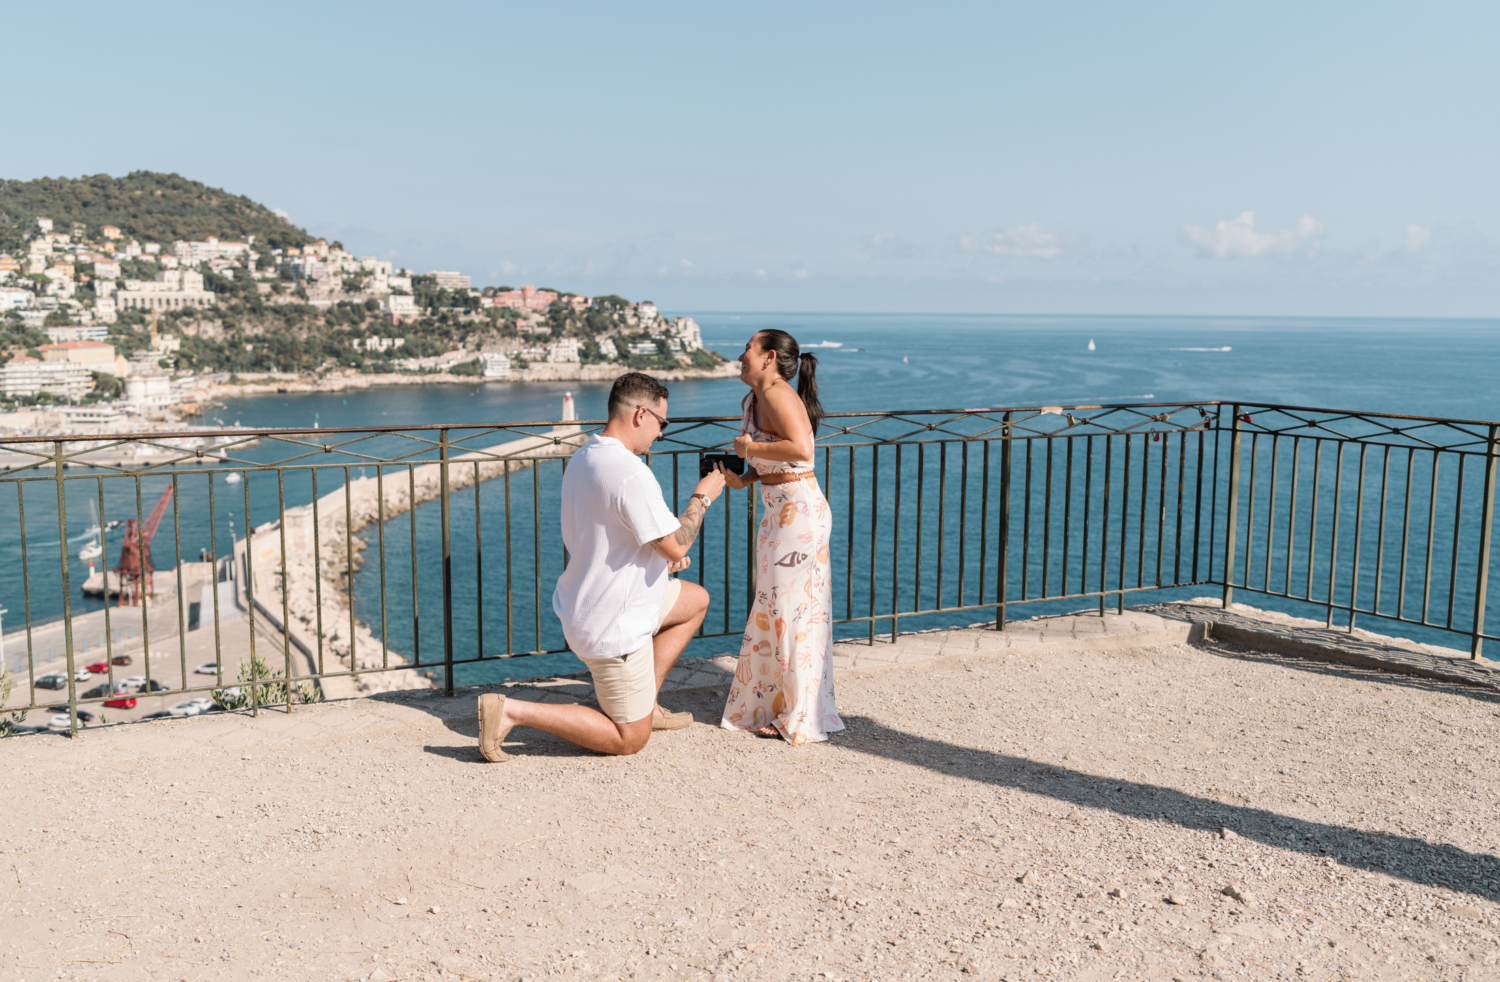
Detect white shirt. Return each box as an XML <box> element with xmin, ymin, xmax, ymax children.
<box><xmin>552</xmin><ymin>434</ymin><xmax>682</xmax><ymax>659</ymax></box>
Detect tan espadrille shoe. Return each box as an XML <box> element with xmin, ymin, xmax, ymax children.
<box><xmin>651</xmin><ymin>707</ymin><xmax>693</xmax><ymax>731</ymax></box>
<box><xmin>478</xmin><ymin>693</ymin><xmax>512</xmax><ymax>762</ymax></box>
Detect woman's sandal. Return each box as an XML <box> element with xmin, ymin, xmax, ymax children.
<box><xmin>753</xmin><ymin>725</ymin><xmax>784</xmax><ymax>740</ymax></box>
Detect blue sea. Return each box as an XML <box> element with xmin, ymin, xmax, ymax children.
<box><xmin>5</xmin><ymin>314</ymin><xmax>1499</xmax><ymax>682</ymax></box>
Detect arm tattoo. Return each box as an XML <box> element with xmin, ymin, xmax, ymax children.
<box><xmin>672</xmin><ymin>497</ymin><xmax>707</xmax><ymax>548</ymax></box>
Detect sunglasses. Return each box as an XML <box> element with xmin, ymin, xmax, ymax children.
<box><xmin>636</xmin><ymin>404</ymin><xmax>669</xmax><ymax>438</ymax></box>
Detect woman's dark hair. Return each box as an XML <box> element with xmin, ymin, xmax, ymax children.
<box><xmin>755</xmin><ymin>329</ymin><xmax>823</xmax><ymax>433</ymax></box>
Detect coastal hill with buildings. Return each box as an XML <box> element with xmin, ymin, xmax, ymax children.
<box><xmin>0</xmin><ymin>172</ymin><xmax>731</xmax><ymax>435</ymax></box>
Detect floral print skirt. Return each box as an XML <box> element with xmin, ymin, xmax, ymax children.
<box><xmin>719</xmin><ymin>477</ymin><xmax>844</xmax><ymax>745</ymax></box>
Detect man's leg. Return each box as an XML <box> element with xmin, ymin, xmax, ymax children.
<box><xmin>492</xmin><ymin>697</ymin><xmax>652</xmax><ymax>756</ymax></box>
<box><xmin>654</xmin><ymin>580</ymin><xmax>710</xmax><ymax>711</ymax></box>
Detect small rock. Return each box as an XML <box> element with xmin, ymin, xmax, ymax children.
<box><xmin>1165</xmin><ymin>894</ymin><xmax>1188</xmax><ymax>906</ymax></box>
<box><xmin>392</xmin><ymin>896</ymin><xmax>409</xmax><ymax>905</ymax></box>
<box><xmin>1222</xmin><ymin>882</ymin><xmax>1256</xmax><ymax>906</ymax></box>
<box><xmin>957</xmin><ymin>953</ymin><xmax>984</xmax><ymax>974</ymax></box>
<box><xmin>1000</xmin><ymin>897</ymin><xmax>1021</xmax><ymax>909</ymax></box>
<box><xmin>1220</xmin><ymin>828</ymin><xmax>1239</xmax><ymax>840</ymax></box>
<box><xmin>1447</xmin><ymin>905</ymin><xmax>1483</xmax><ymax>920</ymax></box>
<box><xmin>1093</xmin><ymin>940</ymin><xmax>1109</xmax><ymax>952</ymax></box>
<box><xmin>1202</xmin><ymin>950</ymin><xmax>1231</xmax><ymax>969</ymax></box>
<box><xmin>1019</xmin><ymin>870</ymin><xmax>1038</xmax><ymax>886</ymax></box>
<box><xmin>429</xmin><ymin>905</ymin><xmax>442</xmax><ymax>914</ymax></box>
<box><xmin>1109</xmin><ymin>887</ymin><xmax>1128</xmax><ymax>899</ymax></box>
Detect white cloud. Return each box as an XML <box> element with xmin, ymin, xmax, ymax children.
<box><xmin>272</xmin><ymin>207</ymin><xmax>291</xmax><ymax>221</ymax></box>
<box><xmin>861</xmin><ymin>232</ymin><xmax>924</xmax><ymax>260</ymax></box>
<box><xmin>1403</xmin><ymin>224</ymin><xmax>1432</xmax><ymax>253</ymax></box>
<box><xmin>964</xmin><ymin>224</ymin><xmax>1065</xmax><ymax>259</ymax></box>
<box><xmin>1183</xmin><ymin>211</ymin><xmax>1323</xmax><ymax>258</ymax></box>
<box><xmin>679</xmin><ymin>258</ymin><xmax>693</xmax><ymax>267</ymax></box>
<box><xmin>754</xmin><ymin>268</ymin><xmax>767</xmax><ymax>278</ymax></box>
<box><xmin>791</xmin><ymin>269</ymin><xmax>810</xmax><ymax>280</ymax></box>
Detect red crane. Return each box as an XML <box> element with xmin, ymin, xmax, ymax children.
<box><xmin>114</xmin><ymin>486</ymin><xmax>174</xmax><ymax>606</ymax></box>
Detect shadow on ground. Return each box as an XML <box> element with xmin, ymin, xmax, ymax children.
<box><xmin>834</xmin><ymin>711</ymin><xmax>1500</xmax><ymax>904</ymax></box>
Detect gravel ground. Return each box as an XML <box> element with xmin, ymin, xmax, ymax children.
<box><xmin>4</xmin><ymin>634</ymin><xmax>1500</xmax><ymax>982</ymax></box>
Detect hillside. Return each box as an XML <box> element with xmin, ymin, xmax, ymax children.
<box><xmin>0</xmin><ymin>171</ymin><xmax>312</xmax><ymax>253</ymax></box>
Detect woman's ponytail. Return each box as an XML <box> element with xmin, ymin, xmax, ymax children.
<box><xmin>797</xmin><ymin>353</ymin><xmax>823</xmax><ymax>434</ymax></box>
<box><xmin>757</xmin><ymin>329</ymin><xmax>826</xmax><ymax>434</ymax></box>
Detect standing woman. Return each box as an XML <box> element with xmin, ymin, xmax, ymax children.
<box><xmin>718</xmin><ymin>330</ymin><xmax>844</xmax><ymax>744</ymax></box>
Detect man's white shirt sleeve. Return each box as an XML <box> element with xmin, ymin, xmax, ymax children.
<box><xmin>617</xmin><ymin>471</ymin><xmax>682</xmax><ymax>546</ymax></box>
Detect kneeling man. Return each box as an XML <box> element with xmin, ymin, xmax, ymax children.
<box><xmin>478</xmin><ymin>372</ymin><xmax>725</xmax><ymax>760</ymax></box>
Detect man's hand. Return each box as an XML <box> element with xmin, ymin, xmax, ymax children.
<box><xmin>667</xmin><ymin>556</ymin><xmax>692</xmax><ymax>573</ymax></box>
<box><xmin>695</xmin><ymin>468</ymin><xmax>726</xmax><ymax>502</ymax></box>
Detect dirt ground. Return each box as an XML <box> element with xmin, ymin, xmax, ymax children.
<box><xmin>4</xmin><ymin>633</ymin><xmax>1500</xmax><ymax>982</ymax></box>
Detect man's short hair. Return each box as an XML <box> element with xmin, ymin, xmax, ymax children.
<box><xmin>607</xmin><ymin>372</ymin><xmax>669</xmax><ymax>419</ymax></box>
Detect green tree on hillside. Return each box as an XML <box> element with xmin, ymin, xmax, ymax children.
<box><xmin>0</xmin><ymin>171</ymin><xmax>312</xmax><ymax>252</ymax></box>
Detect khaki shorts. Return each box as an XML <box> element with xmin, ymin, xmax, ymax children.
<box><xmin>584</xmin><ymin>578</ymin><xmax>683</xmax><ymax>724</ymax></box>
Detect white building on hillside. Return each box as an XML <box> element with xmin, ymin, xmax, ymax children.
<box><xmin>45</xmin><ymin>325</ymin><xmax>109</xmax><ymax>343</ymax></box>
<box><xmin>0</xmin><ymin>357</ymin><xmax>92</xmax><ymax>400</ymax></box>
<box><xmin>546</xmin><ymin>338</ymin><xmax>581</xmax><ymax>363</ymax></box>
<box><xmin>480</xmin><ymin>353</ymin><xmax>511</xmax><ymax>378</ymax></box>
<box><xmin>125</xmin><ymin>368</ymin><xmax>175</xmax><ymax>409</ymax></box>
<box><xmin>116</xmin><ymin>270</ymin><xmax>214</xmax><ymax>311</ymax></box>
<box><xmin>670</xmin><ymin>316</ymin><xmax>703</xmax><ymax>351</ymax></box>
<box><xmin>427</xmin><ymin>271</ymin><xmax>470</xmax><ymax>290</ymax></box>
<box><xmin>174</xmin><ymin>238</ymin><xmax>252</xmax><ymax>262</ymax></box>
<box><xmin>382</xmin><ymin>295</ymin><xmax>418</xmax><ymax>323</ymax></box>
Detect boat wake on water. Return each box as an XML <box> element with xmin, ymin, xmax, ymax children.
<box><xmin>1159</xmin><ymin>346</ymin><xmax>1233</xmax><ymax>352</ymax></box>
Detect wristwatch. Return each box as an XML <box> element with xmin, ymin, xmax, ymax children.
<box><xmin>691</xmin><ymin>492</ymin><xmax>712</xmax><ymax>508</ymax></box>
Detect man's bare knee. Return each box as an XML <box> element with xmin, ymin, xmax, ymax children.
<box><xmin>611</xmin><ymin>720</ymin><xmax>652</xmax><ymax>755</ymax></box>
<box><xmin>678</xmin><ymin>580</ymin><xmax>710</xmax><ymax>616</ymax></box>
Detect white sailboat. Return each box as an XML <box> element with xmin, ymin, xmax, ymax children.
<box><xmin>78</xmin><ymin>499</ymin><xmax>102</xmax><ymax>561</ymax></box>
<box><xmin>1087</xmin><ymin>339</ymin><xmax>1096</xmax><ymax>352</ymax></box>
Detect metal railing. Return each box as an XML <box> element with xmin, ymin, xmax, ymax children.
<box><xmin>1</xmin><ymin>400</ymin><xmax>1495</xmax><ymax>734</ymax></box>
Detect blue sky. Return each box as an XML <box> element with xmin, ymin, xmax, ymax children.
<box><xmin>5</xmin><ymin>1</ymin><xmax>1496</xmax><ymax>316</ymax></box>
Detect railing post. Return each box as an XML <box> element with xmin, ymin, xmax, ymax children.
<box><xmin>1221</xmin><ymin>406</ymin><xmax>1243</xmax><ymax>610</ymax></box>
<box><xmin>53</xmin><ymin>442</ymin><xmax>77</xmax><ymax>736</ymax></box>
<box><xmin>997</xmin><ymin>411</ymin><xmax>1012</xmax><ymax>630</ymax></box>
<box><xmin>1473</xmin><ymin>424</ymin><xmax>1498</xmax><ymax>659</ymax></box>
<box><xmin>439</xmin><ymin>428</ymin><xmax>455</xmax><ymax>696</ymax></box>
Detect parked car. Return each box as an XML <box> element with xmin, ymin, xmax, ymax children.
<box><xmin>110</xmin><ymin>654</ymin><xmax>132</xmax><ymax>666</ymax></box>
<box><xmin>193</xmin><ymin>662</ymin><xmax>219</xmax><ymax>676</ymax></box>
<box><xmin>119</xmin><ymin>677</ymin><xmax>170</xmax><ymax>693</ymax></box>
<box><xmin>85</xmin><ymin>662</ymin><xmax>110</xmax><ymax>674</ymax></box>
<box><xmin>81</xmin><ymin>683</ymin><xmax>111</xmax><ymax>699</ymax></box>
<box><xmin>35</xmin><ymin>675</ymin><xmax>67</xmax><ymax>690</ymax></box>
<box><xmin>72</xmin><ymin>668</ymin><xmax>92</xmax><ymax>682</ymax></box>
<box><xmin>185</xmin><ymin>697</ymin><xmax>215</xmax><ymax>713</ymax></box>
<box><xmin>103</xmin><ymin>694</ymin><xmax>137</xmax><ymax>709</ymax></box>
<box><xmin>46</xmin><ymin>710</ymin><xmax>95</xmax><ymax>728</ymax></box>
<box><xmin>166</xmin><ymin>701</ymin><xmax>202</xmax><ymax>717</ymax></box>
